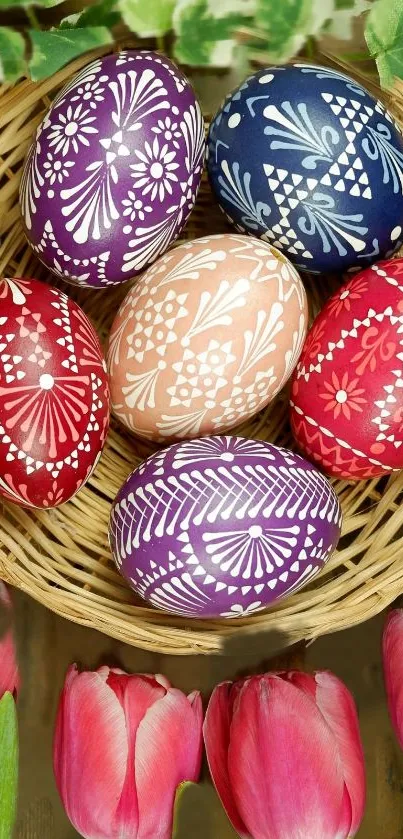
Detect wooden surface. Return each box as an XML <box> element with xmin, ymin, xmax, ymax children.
<box><xmin>9</xmin><ymin>588</ymin><xmax>403</xmax><ymax>839</ymax></box>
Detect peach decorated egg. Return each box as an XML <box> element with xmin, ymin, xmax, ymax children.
<box><xmin>108</xmin><ymin>233</ymin><xmax>308</xmax><ymax>441</ymax></box>
<box><xmin>290</xmin><ymin>258</ymin><xmax>403</xmax><ymax>479</ymax></box>
<box><xmin>0</xmin><ymin>277</ymin><xmax>109</xmax><ymax>507</ymax></box>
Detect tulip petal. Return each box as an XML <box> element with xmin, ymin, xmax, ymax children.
<box><xmin>284</xmin><ymin>670</ymin><xmax>317</xmax><ymax>698</ymax></box>
<box><xmin>383</xmin><ymin>610</ymin><xmax>403</xmax><ymax>750</ymax></box>
<box><xmin>0</xmin><ymin>584</ymin><xmax>19</xmax><ymax>698</ymax></box>
<box><xmin>53</xmin><ymin>665</ymin><xmax>129</xmax><ymax>839</ymax></box>
<box><xmin>204</xmin><ymin>683</ymin><xmax>249</xmax><ymax>839</ymax></box>
<box><xmin>314</xmin><ymin>671</ymin><xmax>366</xmax><ymax>837</ymax></box>
<box><xmin>135</xmin><ymin>687</ymin><xmax>203</xmax><ymax>839</ymax></box>
<box><xmin>228</xmin><ymin>675</ymin><xmax>346</xmax><ymax>839</ymax></box>
<box><xmin>109</xmin><ymin>673</ymin><xmax>167</xmax><ymax>835</ymax></box>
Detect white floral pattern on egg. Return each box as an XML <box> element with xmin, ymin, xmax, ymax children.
<box><xmin>108</xmin><ymin>233</ymin><xmax>308</xmax><ymax>441</ymax></box>
<box><xmin>20</xmin><ymin>51</ymin><xmax>205</xmax><ymax>288</ymax></box>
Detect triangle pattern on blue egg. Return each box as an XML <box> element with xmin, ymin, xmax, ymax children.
<box><xmin>263</xmin><ymin>164</ymin><xmax>314</xmax><ymax>259</ymax></box>
<box><xmin>320</xmin><ymin>93</ymin><xmax>373</xmax><ymax>199</ymax></box>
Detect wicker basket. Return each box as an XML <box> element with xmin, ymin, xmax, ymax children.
<box><xmin>1</xmin><ymin>48</ymin><xmax>403</xmax><ymax>655</ymax></box>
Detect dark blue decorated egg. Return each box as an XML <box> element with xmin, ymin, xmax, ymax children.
<box><xmin>207</xmin><ymin>63</ymin><xmax>403</xmax><ymax>274</ymax></box>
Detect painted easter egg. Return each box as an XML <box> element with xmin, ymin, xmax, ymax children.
<box><xmin>20</xmin><ymin>51</ymin><xmax>205</xmax><ymax>288</ymax></box>
<box><xmin>108</xmin><ymin>233</ymin><xmax>308</xmax><ymax>442</ymax></box>
<box><xmin>207</xmin><ymin>63</ymin><xmax>403</xmax><ymax>274</ymax></box>
<box><xmin>109</xmin><ymin>436</ymin><xmax>342</xmax><ymax>618</ymax></box>
<box><xmin>0</xmin><ymin>277</ymin><xmax>109</xmax><ymax>507</ymax></box>
<box><xmin>290</xmin><ymin>258</ymin><xmax>403</xmax><ymax>479</ymax></box>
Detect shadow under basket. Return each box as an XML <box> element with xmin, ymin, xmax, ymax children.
<box><xmin>1</xmin><ymin>49</ymin><xmax>403</xmax><ymax>655</ymax></box>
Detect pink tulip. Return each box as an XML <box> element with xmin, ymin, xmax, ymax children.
<box><xmin>382</xmin><ymin>609</ymin><xmax>403</xmax><ymax>749</ymax></box>
<box><xmin>204</xmin><ymin>670</ymin><xmax>365</xmax><ymax>839</ymax></box>
<box><xmin>53</xmin><ymin>664</ymin><xmax>203</xmax><ymax>839</ymax></box>
<box><xmin>0</xmin><ymin>582</ymin><xmax>19</xmax><ymax>698</ymax></box>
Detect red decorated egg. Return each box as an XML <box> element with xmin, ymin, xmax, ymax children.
<box><xmin>290</xmin><ymin>259</ymin><xmax>403</xmax><ymax>479</ymax></box>
<box><xmin>0</xmin><ymin>277</ymin><xmax>109</xmax><ymax>507</ymax></box>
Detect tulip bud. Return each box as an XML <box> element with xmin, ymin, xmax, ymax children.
<box><xmin>0</xmin><ymin>582</ymin><xmax>19</xmax><ymax>698</ymax></box>
<box><xmin>382</xmin><ymin>609</ymin><xmax>403</xmax><ymax>749</ymax></box>
<box><xmin>53</xmin><ymin>665</ymin><xmax>203</xmax><ymax>839</ymax></box>
<box><xmin>204</xmin><ymin>670</ymin><xmax>365</xmax><ymax>839</ymax></box>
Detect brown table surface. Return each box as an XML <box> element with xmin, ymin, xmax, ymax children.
<box><xmin>11</xmin><ymin>588</ymin><xmax>403</xmax><ymax>839</ymax></box>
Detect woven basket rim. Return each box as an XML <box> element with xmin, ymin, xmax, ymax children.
<box><xmin>1</xmin><ymin>45</ymin><xmax>403</xmax><ymax>655</ymax></box>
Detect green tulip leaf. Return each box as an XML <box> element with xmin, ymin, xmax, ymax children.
<box><xmin>173</xmin><ymin>0</ymin><xmax>254</xmax><ymax>67</ymax></box>
<box><xmin>119</xmin><ymin>0</ymin><xmax>176</xmax><ymax>36</ymax></box>
<box><xmin>365</xmin><ymin>0</ymin><xmax>403</xmax><ymax>88</ymax></box>
<box><xmin>28</xmin><ymin>26</ymin><xmax>113</xmax><ymax>81</ymax></box>
<box><xmin>0</xmin><ymin>27</ymin><xmax>25</xmax><ymax>82</ymax></box>
<box><xmin>0</xmin><ymin>693</ymin><xmax>18</xmax><ymax>839</ymax></box>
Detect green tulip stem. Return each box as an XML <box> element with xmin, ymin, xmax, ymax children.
<box><xmin>0</xmin><ymin>692</ymin><xmax>18</xmax><ymax>839</ymax></box>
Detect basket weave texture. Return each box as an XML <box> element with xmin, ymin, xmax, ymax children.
<box><xmin>1</xmin><ymin>49</ymin><xmax>403</xmax><ymax>655</ymax></box>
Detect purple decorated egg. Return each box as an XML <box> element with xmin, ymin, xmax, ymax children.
<box><xmin>20</xmin><ymin>51</ymin><xmax>205</xmax><ymax>289</ymax></box>
<box><xmin>109</xmin><ymin>436</ymin><xmax>342</xmax><ymax>619</ymax></box>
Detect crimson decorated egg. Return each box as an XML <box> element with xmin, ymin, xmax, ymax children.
<box><xmin>0</xmin><ymin>277</ymin><xmax>109</xmax><ymax>507</ymax></box>
<box><xmin>20</xmin><ymin>51</ymin><xmax>205</xmax><ymax>288</ymax></box>
<box><xmin>109</xmin><ymin>436</ymin><xmax>342</xmax><ymax>618</ymax></box>
<box><xmin>290</xmin><ymin>258</ymin><xmax>403</xmax><ymax>479</ymax></box>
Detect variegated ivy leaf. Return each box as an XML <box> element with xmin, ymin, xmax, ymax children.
<box><xmin>0</xmin><ymin>27</ymin><xmax>25</xmax><ymax>82</ymax></box>
<box><xmin>253</xmin><ymin>0</ymin><xmax>335</xmax><ymax>63</ymax></box>
<box><xmin>365</xmin><ymin>0</ymin><xmax>403</xmax><ymax>88</ymax></box>
<box><xmin>0</xmin><ymin>693</ymin><xmax>18</xmax><ymax>839</ymax></box>
<box><xmin>119</xmin><ymin>0</ymin><xmax>176</xmax><ymax>37</ymax></box>
<box><xmin>0</xmin><ymin>0</ymin><xmax>66</xmax><ymax>6</ymax></box>
<box><xmin>326</xmin><ymin>0</ymin><xmax>372</xmax><ymax>41</ymax></box>
<box><xmin>61</xmin><ymin>0</ymin><xmax>120</xmax><ymax>30</ymax></box>
<box><xmin>173</xmin><ymin>0</ymin><xmax>255</xmax><ymax>67</ymax></box>
<box><xmin>28</xmin><ymin>26</ymin><xmax>113</xmax><ymax>82</ymax></box>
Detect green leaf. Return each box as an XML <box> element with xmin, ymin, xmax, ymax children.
<box><xmin>252</xmin><ymin>0</ymin><xmax>335</xmax><ymax>63</ymax></box>
<box><xmin>327</xmin><ymin>0</ymin><xmax>371</xmax><ymax>40</ymax></box>
<box><xmin>61</xmin><ymin>0</ymin><xmax>120</xmax><ymax>30</ymax></box>
<box><xmin>365</xmin><ymin>0</ymin><xmax>403</xmax><ymax>88</ymax></box>
<box><xmin>0</xmin><ymin>0</ymin><xmax>67</xmax><ymax>7</ymax></box>
<box><xmin>119</xmin><ymin>0</ymin><xmax>176</xmax><ymax>36</ymax></box>
<box><xmin>35</xmin><ymin>0</ymin><xmax>70</xmax><ymax>7</ymax></box>
<box><xmin>0</xmin><ymin>693</ymin><xmax>18</xmax><ymax>839</ymax></box>
<box><xmin>334</xmin><ymin>0</ymin><xmax>356</xmax><ymax>8</ymax></box>
<box><xmin>173</xmin><ymin>0</ymin><xmax>254</xmax><ymax>67</ymax></box>
<box><xmin>28</xmin><ymin>26</ymin><xmax>113</xmax><ymax>81</ymax></box>
<box><xmin>0</xmin><ymin>27</ymin><xmax>25</xmax><ymax>82</ymax></box>
<box><xmin>172</xmin><ymin>782</ymin><xmax>198</xmax><ymax>838</ymax></box>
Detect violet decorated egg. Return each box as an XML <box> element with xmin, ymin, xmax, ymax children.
<box><xmin>20</xmin><ymin>51</ymin><xmax>205</xmax><ymax>288</ymax></box>
<box><xmin>0</xmin><ymin>277</ymin><xmax>109</xmax><ymax>508</ymax></box>
<box><xmin>291</xmin><ymin>258</ymin><xmax>403</xmax><ymax>479</ymax></box>
<box><xmin>109</xmin><ymin>436</ymin><xmax>342</xmax><ymax>618</ymax></box>
<box><xmin>207</xmin><ymin>63</ymin><xmax>403</xmax><ymax>274</ymax></box>
<box><xmin>108</xmin><ymin>233</ymin><xmax>308</xmax><ymax>441</ymax></box>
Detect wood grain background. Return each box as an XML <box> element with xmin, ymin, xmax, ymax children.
<box><xmin>9</xmin><ymin>589</ymin><xmax>403</xmax><ymax>839</ymax></box>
